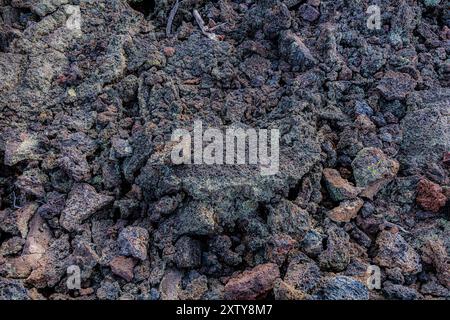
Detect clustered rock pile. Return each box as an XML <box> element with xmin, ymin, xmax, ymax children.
<box><xmin>0</xmin><ymin>0</ymin><xmax>449</xmax><ymax>300</ymax></box>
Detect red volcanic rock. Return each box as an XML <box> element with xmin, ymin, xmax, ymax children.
<box><xmin>224</xmin><ymin>263</ymin><xmax>280</xmax><ymax>300</ymax></box>
<box><xmin>110</xmin><ymin>256</ymin><xmax>135</xmax><ymax>282</ymax></box>
<box><xmin>163</xmin><ymin>47</ymin><xmax>175</xmax><ymax>57</ymax></box>
<box><xmin>416</xmin><ymin>179</ymin><xmax>447</xmax><ymax>213</ymax></box>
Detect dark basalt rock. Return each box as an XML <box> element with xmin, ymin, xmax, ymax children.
<box><xmin>0</xmin><ymin>0</ymin><xmax>448</xmax><ymax>301</ymax></box>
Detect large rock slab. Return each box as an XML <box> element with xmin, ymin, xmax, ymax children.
<box><xmin>400</xmin><ymin>89</ymin><xmax>450</xmax><ymax>169</ymax></box>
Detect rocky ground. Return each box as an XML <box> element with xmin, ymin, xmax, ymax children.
<box><xmin>0</xmin><ymin>0</ymin><xmax>449</xmax><ymax>300</ymax></box>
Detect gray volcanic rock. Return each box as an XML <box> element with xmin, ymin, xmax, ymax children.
<box><xmin>0</xmin><ymin>277</ymin><xmax>30</xmax><ymax>300</ymax></box>
<box><xmin>60</xmin><ymin>183</ymin><xmax>114</xmax><ymax>231</ymax></box>
<box><xmin>118</xmin><ymin>226</ymin><xmax>149</xmax><ymax>260</ymax></box>
<box><xmin>279</xmin><ymin>30</ymin><xmax>317</xmax><ymax>70</ymax></box>
<box><xmin>376</xmin><ymin>71</ymin><xmax>417</xmax><ymax>101</ymax></box>
<box><xmin>224</xmin><ymin>263</ymin><xmax>280</xmax><ymax>300</ymax></box>
<box><xmin>400</xmin><ymin>89</ymin><xmax>450</xmax><ymax>169</ymax></box>
<box><xmin>0</xmin><ymin>0</ymin><xmax>448</xmax><ymax>301</ymax></box>
<box><xmin>323</xmin><ymin>168</ymin><xmax>360</xmax><ymax>201</ymax></box>
<box><xmin>374</xmin><ymin>231</ymin><xmax>422</xmax><ymax>274</ymax></box>
<box><xmin>315</xmin><ymin>276</ymin><xmax>369</xmax><ymax>300</ymax></box>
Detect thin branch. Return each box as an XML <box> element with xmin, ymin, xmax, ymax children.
<box><xmin>193</xmin><ymin>9</ymin><xmax>221</xmax><ymax>41</ymax></box>
<box><xmin>208</xmin><ymin>22</ymin><xmax>227</xmax><ymax>32</ymax></box>
<box><xmin>166</xmin><ymin>0</ymin><xmax>180</xmax><ymax>38</ymax></box>
<box><xmin>12</xmin><ymin>191</ymin><xmax>22</xmax><ymax>209</ymax></box>
<box><xmin>382</xmin><ymin>221</ymin><xmax>410</xmax><ymax>234</ymax></box>
<box><xmin>193</xmin><ymin>9</ymin><xmax>207</xmax><ymax>33</ymax></box>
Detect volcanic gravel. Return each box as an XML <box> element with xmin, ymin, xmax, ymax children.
<box><xmin>0</xmin><ymin>0</ymin><xmax>449</xmax><ymax>300</ymax></box>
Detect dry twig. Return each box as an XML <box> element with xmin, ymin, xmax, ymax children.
<box><xmin>193</xmin><ymin>9</ymin><xmax>222</xmax><ymax>41</ymax></box>
<box><xmin>166</xmin><ymin>0</ymin><xmax>180</xmax><ymax>37</ymax></box>
<box><xmin>12</xmin><ymin>191</ymin><xmax>22</xmax><ymax>209</ymax></box>
<box><xmin>382</xmin><ymin>221</ymin><xmax>410</xmax><ymax>234</ymax></box>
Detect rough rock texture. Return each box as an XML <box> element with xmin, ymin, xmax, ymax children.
<box><xmin>323</xmin><ymin>168</ymin><xmax>360</xmax><ymax>201</ymax></box>
<box><xmin>174</xmin><ymin>236</ymin><xmax>201</xmax><ymax>269</ymax></box>
<box><xmin>0</xmin><ymin>277</ymin><xmax>30</xmax><ymax>300</ymax></box>
<box><xmin>224</xmin><ymin>263</ymin><xmax>280</xmax><ymax>300</ymax></box>
<box><xmin>376</xmin><ymin>71</ymin><xmax>417</xmax><ymax>101</ymax></box>
<box><xmin>416</xmin><ymin>179</ymin><xmax>447</xmax><ymax>213</ymax></box>
<box><xmin>315</xmin><ymin>276</ymin><xmax>369</xmax><ymax>300</ymax></box>
<box><xmin>60</xmin><ymin>183</ymin><xmax>114</xmax><ymax>231</ymax></box>
<box><xmin>318</xmin><ymin>225</ymin><xmax>351</xmax><ymax>272</ymax></box>
<box><xmin>0</xmin><ymin>203</ymin><xmax>38</xmax><ymax>237</ymax></box>
<box><xmin>352</xmin><ymin>148</ymin><xmax>400</xmax><ymax>199</ymax></box>
<box><xmin>328</xmin><ymin>198</ymin><xmax>364</xmax><ymax>222</ymax></box>
<box><xmin>421</xmin><ymin>240</ymin><xmax>450</xmax><ymax>289</ymax></box>
<box><xmin>110</xmin><ymin>256</ymin><xmax>135</xmax><ymax>281</ymax></box>
<box><xmin>0</xmin><ymin>0</ymin><xmax>448</xmax><ymax>301</ymax></box>
<box><xmin>374</xmin><ymin>231</ymin><xmax>422</xmax><ymax>274</ymax></box>
<box><xmin>118</xmin><ymin>226</ymin><xmax>149</xmax><ymax>261</ymax></box>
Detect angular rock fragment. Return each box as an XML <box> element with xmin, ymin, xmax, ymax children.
<box><xmin>279</xmin><ymin>30</ymin><xmax>316</xmax><ymax>70</ymax></box>
<box><xmin>23</xmin><ymin>213</ymin><xmax>52</xmax><ymax>258</ymax></box>
<box><xmin>25</xmin><ymin>234</ymin><xmax>71</xmax><ymax>289</ymax></box>
<box><xmin>110</xmin><ymin>256</ymin><xmax>135</xmax><ymax>282</ymax></box>
<box><xmin>400</xmin><ymin>91</ymin><xmax>450</xmax><ymax>168</ymax></box>
<box><xmin>174</xmin><ymin>202</ymin><xmax>217</xmax><ymax>236</ymax></box>
<box><xmin>14</xmin><ymin>0</ymin><xmax>70</xmax><ymax>17</ymax></box>
<box><xmin>300</xmin><ymin>230</ymin><xmax>323</xmax><ymax>257</ymax></box>
<box><xmin>355</xmin><ymin>114</ymin><xmax>376</xmax><ymax>131</ymax></box>
<box><xmin>178</xmin><ymin>273</ymin><xmax>209</xmax><ymax>300</ymax></box>
<box><xmin>263</xmin><ymin>1</ymin><xmax>292</xmax><ymax>37</ymax></box>
<box><xmin>118</xmin><ymin>226</ymin><xmax>149</xmax><ymax>261</ymax></box>
<box><xmin>383</xmin><ymin>282</ymin><xmax>423</xmax><ymax>300</ymax></box>
<box><xmin>174</xmin><ymin>236</ymin><xmax>202</xmax><ymax>269</ymax></box>
<box><xmin>0</xmin><ymin>203</ymin><xmax>38</xmax><ymax>238</ymax></box>
<box><xmin>114</xmin><ymin>199</ymin><xmax>140</xmax><ymax>219</ymax></box>
<box><xmin>268</xmin><ymin>199</ymin><xmax>310</xmax><ymax>240</ymax></box>
<box><xmin>420</xmin><ymin>277</ymin><xmax>449</xmax><ymax>297</ymax></box>
<box><xmin>421</xmin><ymin>240</ymin><xmax>450</xmax><ymax>289</ymax></box>
<box><xmin>71</xmin><ymin>237</ymin><xmax>100</xmax><ymax>282</ymax></box>
<box><xmin>0</xmin><ymin>53</ymin><xmax>24</xmax><ymax>92</ymax></box>
<box><xmin>376</xmin><ymin>71</ymin><xmax>416</xmax><ymax>100</ymax></box>
<box><xmin>57</xmin><ymin>132</ymin><xmax>97</xmax><ymax>155</ymax></box>
<box><xmin>298</xmin><ymin>4</ymin><xmax>320</xmax><ymax>22</ymax></box>
<box><xmin>0</xmin><ymin>277</ymin><xmax>30</xmax><ymax>300</ymax></box>
<box><xmin>0</xmin><ymin>237</ymin><xmax>25</xmax><ymax>256</ymax></box>
<box><xmin>323</xmin><ymin>168</ymin><xmax>360</xmax><ymax>201</ymax></box>
<box><xmin>327</xmin><ymin>198</ymin><xmax>364</xmax><ymax>223</ymax></box>
<box><xmin>316</xmin><ymin>276</ymin><xmax>369</xmax><ymax>300</ymax></box>
<box><xmin>0</xmin><ymin>256</ymin><xmax>33</xmax><ymax>279</ymax></box>
<box><xmin>209</xmin><ymin>235</ymin><xmax>242</xmax><ymax>267</ymax></box>
<box><xmin>318</xmin><ymin>226</ymin><xmax>351</xmax><ymax>272</ymax></box>
<box><xmin>111</xmin><ymin>137</ymin><xmax>133</xmax><ymax>159</ymax></box>
<box><xmin>374</xmin><ymin>230</ymin><xmax>422</xmax><ymax>274</ymax></box>
<box><xmin>159</xmin><ymin>270</ymin><xmax>183</xmax><ymax>300</ymax></box>
<box><xmin>60</xmin><ymin>184</ymin><xmax>114</xmax><ymax>231</ymax></box>
<box><xmin>151</xmin><ymin>194</ymin><xmax>183</xmax><ymax>217</ymax></box>
<box><xmin>15</xmin><ymin>169</ymin><xmax>48</xmax><ymax>198</ymax></box>
<box><xmin>36</xmin><ymin>192</ymin><xmax>65</xmax><ymax>220</ymax></box>
<box><xmin>352</xmin><ymin>148</ymin><xmax>399</xmax><ymax>199</ymax></box>
<box><xmin>96</xmin><ymin>280</ymin><xmax>121</xmax><ymax>300</ymax></box>
<box><xmin>58</xmin><ymin>150</ymin><xmax>91</xmax><ymax>182</ymax></box>
<box><xmin>3</xmin><ymin>132</ymin><xmax>42</xmax><ymax>166</ymax></box>
<box><xmin>284</xmin><ymin>256</ymin><xmax>321</xmax><ymax>292</ymax></box>
<box><xmin>224</xmin><ymin>263</ymin><xmax>280</xmax><ymax>300</ymax></box>
<box><xmin>273</xmin><ymin>279</ymin><xmax>308</xmax><ymax>300</ymax></box>
<box><xmin>264</xmin><ymin>234</ymin><xmax>296</xmax><ymax>265</ymax></box>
